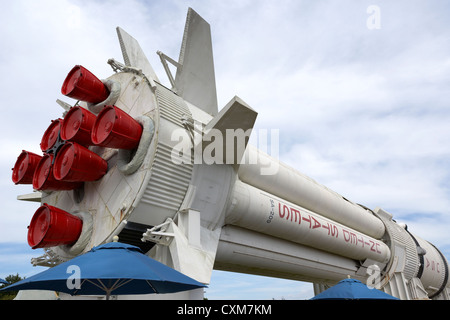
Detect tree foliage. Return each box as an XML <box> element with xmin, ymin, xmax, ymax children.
<box><xmin>0</xmin><ymin>274</ymin><xmax>24</xmax><ymax>300</ymax></box>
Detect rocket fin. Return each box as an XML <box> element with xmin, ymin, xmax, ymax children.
<box><xmin>175</xmin><ymin>8</ymin><xmax>218</xmax><ymax>116</ymax></box>
<box><xmin>17</xmin><ymin>192</ymin><xmax>42</xmax><ymax>203</ymax></box>
<box><xmin>203</xmin><ymin>96</ymin><xmax>258</xmax><ymax>167</ymax></box>
<box><xmin>116</xmin><ymin>27</ymin><xmax>160</xmax><ymax>82</ymax></box>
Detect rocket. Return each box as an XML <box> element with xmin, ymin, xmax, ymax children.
<box><xmin>11</xmin><ymin>8</ymin><xmax>449</xmax><ymax>300</ymax></box>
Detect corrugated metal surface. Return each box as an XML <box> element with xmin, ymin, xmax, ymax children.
<box><xmin>376</xmin><ymin>209</ymin><xmax>419</xmax><ymax>281</ymax></box>
<box><xmin>155</xmin><ymin>82</ymin><xmax>190</xmax><ymax>127</ymax></box>
<box><xmin>138</xmin><ymin>83</ymin><xmax>193</xmax><ymax>213</ymax></box>
<box><xmin>140</xmin><ymin>142</ymin><xmax>192</xmax><ymax>211</ymax></box>
<box><xmin>389</xmin><ymin>222</ymin><xmax>419</xmax><ymax>280</ymax></box>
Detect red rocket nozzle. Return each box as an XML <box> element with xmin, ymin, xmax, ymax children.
<box><xmin>60</xmin><ymin>106</ymin><xmax>97</xmax><ymax>146</ymax></box>
<box><xmin>12</xmin><ymin>151</ymin><xmax>42</xmax><ymax>185</ymax></box>
<box><xmin>61</xmin><ymin>65</ymin><xmax>109</xmax><ymax>104</ymax></box>
<box><xmin>91</xmin><ymin>105</ymin><xmax>143</xmax><ymax>149</ymax></box>
<box><xmin>53</xmin><ymin>142</ymin><xmax>107</xmax><ymax>182</ymax></box>
<box><xmin>32</xmin><ymin>154</ymin><xmax>82</xmax><ymax>191</ymax></box>
<box><xmin>40</xmin><ymin>119</ymin><xmax>63</xmax><ymax>152</ymax></box>
<box><xmin>27</xmin><ymin>204</ymin><xmax>83</xmax><ymax>249</ymax></box>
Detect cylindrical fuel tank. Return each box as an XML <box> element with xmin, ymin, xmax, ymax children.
<box><xmin>226</xmin><ymin>180</ymin><xmax>390</xmax><ymax>264</ymax></box>
<box><xmin>238</xmin><ymin>146</ymin><xmax>385</xmax><ymax>239</ymax></box>
<box><xmin>414</xmin><ymin>234</ymin><xmax>449</xmax><ymax>298</ymax></box>
<box><xmin>215</xmin><ymin>225</ymin><xmax>362</xmax><ymax>284</ymax></box>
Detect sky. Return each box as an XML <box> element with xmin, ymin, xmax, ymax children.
<box><xmin>0</xmin><ymin>0</ymin><xmax>450</xmax><ymax>300</ymax></box>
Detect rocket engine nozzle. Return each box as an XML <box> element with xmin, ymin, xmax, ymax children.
<box><xmin>27</xmin><ymin>204</ymin><xmax>82</xmax><ymax>249</ymax></box>
<box><xmin>60</xmin><ymin>106</ymin><xmax>97</xmax><ymax>147</ymax></box>
<box><xmin>12</xmin><ymin>150</ymin><xmax>42</xmax><ymax>185</ymax></box>
<box><xmin>61</xmin><ymin>65</ymin><xmax>110</xmax><ymax>104</ymax></box>
<box><xmin>32</xmin><ymin>154</ymin><xmax>82</xmax><ymax>191</ymax></box>
<box><xmin>40</xmin><ymin>119</ymin><xmax>63</xmax><ymax>152</ymax></box>
<box><xmin>91</xmin><ymin>105</ymin><xmax>143</xmax><ymax>150</ymax></box>
<box><xmin>53</xmin><ymin>142</ymin><xmax>108</xmax><ymax>182</ymax></box>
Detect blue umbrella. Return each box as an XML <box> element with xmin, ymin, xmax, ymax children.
<box><xmin>0</xmin><ymin>278</ymin><xmax>9</xmax><ymax>285</ymax></box>
<box><xmin>0</xmin><ymin>242</ymin><xmax>206</xmax><ymax>299</ymax></box>
<box><xmin>311</xmin><ymin>278</ymin><xmax>399</xmax><ymax>300</ymax></box>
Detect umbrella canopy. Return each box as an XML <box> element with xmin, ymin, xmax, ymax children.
<box><xmin>0</xmin><ymin>242</ymin><xmax>206</xmax><ymax>299</ymax></box>
<box><xmin>311</xmin><ymin>278</ymin><xmax>399</xmax><ymax>300</ymax></box>
<box><xmin>0</xmin><ymin>278</ymin><xmax>9</xmax><ymax>285</ymax></box>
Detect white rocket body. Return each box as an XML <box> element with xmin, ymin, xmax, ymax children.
<box><xmin>17</xmin><ymin>8</ymin><xmax>449</xmax><ymax>300</ymax></box>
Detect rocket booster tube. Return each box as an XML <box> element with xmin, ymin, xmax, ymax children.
<box><xmin>227</xmin><ymin>181</ymin><xmax>391</xmax><ymax>264</ymax></box>
<box><xmin>238</xmin><ymin>146</ymin><xmax>386</xmax><ymax>239</ymax></box>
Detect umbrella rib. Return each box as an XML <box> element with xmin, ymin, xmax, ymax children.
<box><xmin>95</xmin><ymin>279</ymin><xmax>117</xmax><ymax>299</ymax></box>
<box><xmin>146</xmin><ymin>280</ymin><xmax>159</xmax><ymax>294</ymax></box>
<box><xmin>111</xmin><ymin>278</ymin><xmax>133</xmax><ymax>292</ymax></box>
<box><xmin>80</xmin><ymin>279</ymin><xmax>141</xmax><ymax>297</ymax></box>
<box><xmin>73</xmin><ymin>279</ymin><xmax>86</xmax><ymax>295</ymax></box>
<box><xmin>86</xmin><ymin>279</ymin><xmax>109</xmax><ymax>292</ymax></box>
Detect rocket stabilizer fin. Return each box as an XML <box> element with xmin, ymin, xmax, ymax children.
<box><xmin>175</xmin><ymin>8</ymin><xmax>218</xmax><ymax>116</ymax></box>
<box><xmin>203</xmin><ymin>96</ymin><xmax>258</xmax><ymax>167</ymax></box>
<box><xmin>116</xmin><ymin>27</ymin><xmax>160</xmax><ymax>82</ymax></box>
<box><xmin>17</xmin><ymin>192</ymin><xmax>42</xmax><ymax>203</ymax></box>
